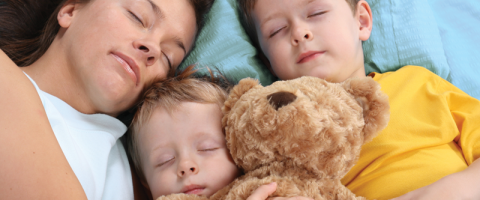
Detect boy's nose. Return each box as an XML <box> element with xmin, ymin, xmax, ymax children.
<box><xmin>291</xmin><ymin>29</ymin><xmax>314</xmax><ymax>45</ymax></box>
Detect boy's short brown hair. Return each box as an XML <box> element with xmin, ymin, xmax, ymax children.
<box><xmin>126</xmin><ymin>66</ymin><xmax>231</xmax><ymax>183</ymax></box>
<box><xmin>238</xmin><ymin>0</ymin><xmax>360</xmax><ymax>48</ymax></box>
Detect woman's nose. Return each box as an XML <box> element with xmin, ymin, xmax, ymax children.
<box><xmin>133</xmin><ymin>39</ymin><xmax>160</xmax><ymax>67</ymax></box>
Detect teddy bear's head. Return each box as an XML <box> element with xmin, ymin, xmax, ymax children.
<box><xmin>222</xmin><ymin>76</ymin><xmax>389</xmax><ymax>179</ymax></box>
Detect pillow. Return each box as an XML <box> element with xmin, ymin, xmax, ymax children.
<box><xmin>180</xmin><ymin>0</ymin><xmax>480</xmax><ymax>99</ymax></box>
<box><xmin>178</xmin><ymin>0</ymin><xmax>276</xmax><ymax>86</ymax></box>
<box><xmin>364</xmin><ymin>0</ymin><xmax>480</xmax><ymax>99</ymax></box>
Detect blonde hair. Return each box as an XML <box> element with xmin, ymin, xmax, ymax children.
<box><xmin>127</xmin><ymin>65</ymin><xmax>231</xmax><ymax>183</ymax></box>
<box><xmin>238</xmin><ymin>0</ymin><xmax>360</xmax><ymax>48</ymax></box>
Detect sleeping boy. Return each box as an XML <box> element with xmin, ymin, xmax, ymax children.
<box><xmin>237</xmin><ymin>0</ymin><xmax>480</xmax><ymax>199</ymax></box>
<box><xmin>126</xmin><ymin>67</ymin><xmax>313</xmax><ymax>200</ymax></box>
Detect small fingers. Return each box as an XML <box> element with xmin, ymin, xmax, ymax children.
<box><xmin>269</xmin><ymin>196</ymin><xmax>314</xmax><ymax>200</ymax></box>
<box><xmin>246</xmin><ymin>182</ymin><xmax>278</xmax><ymax>200</ymax></box>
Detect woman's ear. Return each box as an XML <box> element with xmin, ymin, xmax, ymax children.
<box><xmin>57</xmin><ymin>0</ymin><xmax>79</xmax><ymax>28</ymax></box>
<box><xmin>356</xmin><ymin>0</ymin><xmax>373</xmax><ymax>41</ymax></box>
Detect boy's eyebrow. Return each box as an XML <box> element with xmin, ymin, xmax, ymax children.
<box><xmin>260</xmin><ymin>0</ymin><xmax>318</xmax><ymax>29</ymax></box>
<box><xmin>144</xmin><ymin>0</ymin><xmax>164</xmax><ymax>18</ymax></box>
<box><xmin>260</xmin><ymin>12</ymin><xmax>282</xmax><ymax>29</ymax></box>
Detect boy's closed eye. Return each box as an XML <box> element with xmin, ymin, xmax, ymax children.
<box><xmin>308</xmin><ymin>10</ymin><xmax>327</xmax><ymax>18</ymax></box>
<box><xmin>268</xmin><ymin>10</ymin><xmax>328</xmax><ymax>38</ymax></box>
<box><xmin>269</xmin><ymin>26</ymin><xmax>286</xmax><ymax>38</ymax></box>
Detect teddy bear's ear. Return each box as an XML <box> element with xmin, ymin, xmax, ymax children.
<box><xmin>222</xmin><ymin>78</ymin><xmax>261</xmax><ymax>117</ymax></box>
<box><xmin>342</xmin><ymin>77</ymin><xmax>390</xmax><ymax>142</ymax></box>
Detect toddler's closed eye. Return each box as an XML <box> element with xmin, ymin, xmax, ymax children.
<box><xmin>199</xmin><ymin>147</ymin><xmax>220</xmax><ymax>152</ymax></box>
<box><xmin>157</xmin><ymin>157</ymin><xmax>175</xmax><ymax>167</ymax></box>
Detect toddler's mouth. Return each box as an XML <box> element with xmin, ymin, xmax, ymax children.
<box><xmin>182</xmin><ymin>185</ymin><xmax>205</xmax><ymax>195</ymax></box>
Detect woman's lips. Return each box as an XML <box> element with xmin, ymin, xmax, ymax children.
<box><xmin>112</xmin><ymin>52</ymin><xmax>140</xmax><ymax>85</ymax></box>
<box><xmin>297</xmin><ymin>51</ymin><xmax>325</xmax><ymax>64</ymax></box>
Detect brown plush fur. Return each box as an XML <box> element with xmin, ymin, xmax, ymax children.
<box><xmin>157</xmin><ymin>76</ymin><xmax>389</xmax><ymax>200</ymax></box>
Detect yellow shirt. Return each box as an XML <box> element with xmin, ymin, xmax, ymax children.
<box><xmin>341</xmin><ymin>66</ymin><xmax>480</xmax><ymax>200</ymax></box>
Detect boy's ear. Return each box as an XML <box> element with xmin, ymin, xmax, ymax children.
<box><xmin>356</xmin><ymin>0</ymin><xmax>373</xmax><ymax>41</ymax></box>
<box><xmin>57</xmin><ymin>0</ymin><xmax>80</xmax><ymax>28</ymax></box>
<box><xmin>258</xmin><ymin>52</ymin><xmax>277</xmax><ymax>78</ymax></box>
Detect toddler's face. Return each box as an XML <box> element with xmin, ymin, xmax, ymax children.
<box><xmin>253</xmin><ymin>0</ymin><xmax>371</xmax><ymax>82</ymax></box>
<box><xmin>138</xmin><ymin>102</ymin><xmax>239</xmax><ymax>198</ymax></box>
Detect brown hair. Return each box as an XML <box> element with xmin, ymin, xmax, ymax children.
<box><xmin>0</xmin><ymin>0</ymin><xmax>215</xmax><ymax>67</ymax></box>
<box><xmin>238</xmin><ymin>0</ymin><xmax>360</xmax><ymax>48</ymax></box>
<box><xmin>126</xmin><ymin>65</ymin><xmax>231</xmax><ymax>184</ymax></box>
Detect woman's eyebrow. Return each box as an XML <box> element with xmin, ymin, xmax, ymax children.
<box><xmin>174</xmin><ymin>37</ymin><xmax>187</xmax><ymax>57</ymax></box>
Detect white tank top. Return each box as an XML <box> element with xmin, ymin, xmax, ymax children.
<box><xmin>25</xmin><ymin>73</ymin><xmax>133</xmax><ymax>200</ymax></box>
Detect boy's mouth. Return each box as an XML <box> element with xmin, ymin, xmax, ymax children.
<box><xmin>297</xmin><ymin>51</ymin><xmax>325</xmax><ymax>64</ymax></box>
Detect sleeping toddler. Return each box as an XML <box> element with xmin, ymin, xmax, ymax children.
<box><xmin>126</xmin><ymin>67</ymin><xmax>312</xmax><ymax>200</ymax></box>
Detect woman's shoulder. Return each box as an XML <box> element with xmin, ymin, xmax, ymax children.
<box><xmin>0</xmin><ymin>49</ymin><xmax>89</xmax><ymax>199</ymax></box>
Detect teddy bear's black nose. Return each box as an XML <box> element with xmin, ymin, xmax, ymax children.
<box><xmin>267</xmin><ymin>91</ymin><xmax>297</xmax><ymax>110</ymax></box>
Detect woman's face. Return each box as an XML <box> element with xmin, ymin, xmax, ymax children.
<box><xmin>60</xmin><ymin>0</ymin><xmax>197</xmax><ymax>116</ymax></box>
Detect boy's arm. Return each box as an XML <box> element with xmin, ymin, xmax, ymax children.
<box><xmin>0</xmin><ymin>49</ymin><xmax>87</xmax><ymax>199</ymax></box>
<box><xmin>392</xmin><ymin>76</ymin><xmax>480</xmax><ymax>200</ymax></box>
<box><xmin>391</xmin><ymin>158</ymin><xmax>480</xmax><ymax>200</ymax></box>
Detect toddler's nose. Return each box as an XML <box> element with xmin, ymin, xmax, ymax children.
<box><xmin>180</xmin><ymin>167</ymin><xmax>197</xmax><ymax>176</ymax></box>
<box><xmin>177</xmin><ymin>159</ymin><xmax>199</xmax><ymax>177</ymax></box>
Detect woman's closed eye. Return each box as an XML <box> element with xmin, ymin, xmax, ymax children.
<box><xmin>128</xmin><ymin>11</ymin><xmax>145</xmax><ymax>27</ymax></box>
<box><xmin>162</xmin><ymin>52</ymin><xmax>172</xmax><ymax>69</ymax></box>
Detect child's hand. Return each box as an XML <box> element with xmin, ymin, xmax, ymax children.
<box><xmin>391</xmin><ymin>159</ymin><xmax>480</xmax><ymax>200</ymax></box>
<box><xmin>247</xmin><ymin>182</ymin><xmax>314</xmax><ymax>200</ymax></box>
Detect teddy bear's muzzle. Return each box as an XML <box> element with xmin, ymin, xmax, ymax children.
<box><xmin>267</xmin><ymin>91</ymin><xmax>297</xmax><ymax>110</ymax></box>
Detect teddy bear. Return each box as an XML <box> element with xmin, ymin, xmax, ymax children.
<box><xmin>157</xmin><ymin>76</ymin><xmax>389</xmax><ymax>200</ymax></box>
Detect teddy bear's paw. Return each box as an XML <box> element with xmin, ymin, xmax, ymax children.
<box><xmin>156</xmin><ymin>193</ymin><xmax>208</xmax><ymax>200</ymax></box>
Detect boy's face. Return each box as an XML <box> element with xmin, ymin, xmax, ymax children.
<box><xmin>138</xmin><ymin>102</ymin><xmax>239</xmax><ymax>199</ymax></box>
<box><xmin>252</xmin><ymin>0</ymin><xmax>372</xmax><ymax>83</ymax></box>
